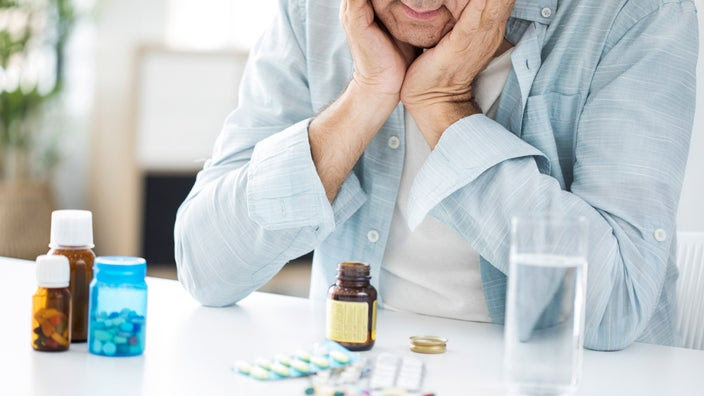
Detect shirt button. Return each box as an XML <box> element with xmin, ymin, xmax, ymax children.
<box><xmin>367</xmin><ymin>229</ymin><xmax>380</xmax><ymax>243</ymax></box>
<box><xmin>654</xmin><ymin>229</ymin><xmax>668</xmax><ymax>242</ymax></box>
<box><xmin>541</xmin><ymin>7</ymin><xmax>553</xmax><ymax>18</ymax></box>
<box><xmin>388</xmin><ymin>136</ymin><xmax>400</xmax><ymax>149</ymax></box>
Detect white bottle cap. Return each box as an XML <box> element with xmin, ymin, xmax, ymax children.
<box><xmin>36</xmin><ymin>255</ymin><xmax>70</xmax><ymax>288</ymax></box>
<box><xmin>49</xmin><ymin>210</ymin><xmax>94</xmax><ymax>248</ymax></box>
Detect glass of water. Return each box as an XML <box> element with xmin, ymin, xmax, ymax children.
<box><xmin>503</xmin><ymin>215</ymin><xmax>588</xmax><ymax>395</ymax></box>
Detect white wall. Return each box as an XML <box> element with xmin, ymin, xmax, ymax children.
<box><xmin>677</xmin><ymin>0</ymin><xmax>704</xmax><ymax>232</ymax></box>
<box><xmin>87</xmin><ymin>1</ymin><xmax>276</xmax><ymax>256</ymax></box>
<box><xmin>89</xmin><ymin>0</ymin><xmax>168</xmax><ymax>255</ymax></box>
<box><xmin>134</xmin><ymin>49</ymin><xmax>248</xmax><ymax>172</ymax></box>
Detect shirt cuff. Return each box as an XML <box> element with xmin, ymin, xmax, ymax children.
<box><xmin>247</xmin><ymin>119</ymin><xmax>366</xmax><ymax>233</ymax></box>
<box><xmin>407</xmin><ymin>114</ymin><xmax>550</xmax><ymax>229</ymax></box>
<box><xmin>331</xmin><ymin>171</ymin><xmax>367</xmax><ymax>227</ymax></box>
<box><xmin>247</xmin><ymin>119</ymin><xmax>334</xmax><ymax>231</ymax></box>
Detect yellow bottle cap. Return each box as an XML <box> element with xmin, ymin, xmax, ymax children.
<box><xmin>409</xmin><ymin>335</ymin><xmax>448</xmax><ymax>354</ymax></box>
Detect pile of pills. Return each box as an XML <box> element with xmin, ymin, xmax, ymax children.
<box><xmin>88</xmin><ymin>309</ymin><xmax>146</xmax><ymax>356</ymax></box>
<box><xmin>234</xmin><ymin>340</ymin><xmax>358</xmax><ymax>381</ymax></box>
<box><xmin>32</xmin><ymin>308</ymin><xmax>70</xmax><ymax>349</ymax></box>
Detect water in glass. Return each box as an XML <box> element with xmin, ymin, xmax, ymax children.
<box><xmin>504</xmin><ymin>252</ymin><xmax>587</xmax><ymax>395</ymax></box>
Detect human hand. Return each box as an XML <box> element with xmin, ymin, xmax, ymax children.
<box><xmin>340</xmin><ymin>0</ymin><xmax>418</xmax><ymax>103</ymax></box>
<box><xmin>400</xmin><ymin>0</ymin><xmax>515</xmax><ymax>148</ymax></box>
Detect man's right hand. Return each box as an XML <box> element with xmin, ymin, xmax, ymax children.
<box><xmin>340</xmin><ymin>0</ymin><xmax>416</xmax><ymax>102</ymax></box>
<box><xmin>309</xmin><ymin>1</ymin><xmax>416</xmax><ymax>203</ymax></box>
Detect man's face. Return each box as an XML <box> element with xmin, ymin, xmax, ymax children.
<box><xmin>371</xmin><ymin>0</ymin><xmax>471</xmax><ymax>48</ymax></box>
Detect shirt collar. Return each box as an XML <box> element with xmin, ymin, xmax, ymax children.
<box><xmin>510</xmin><ymin>0</ymin><xmax>558</xmax><ymax>24</ymax></box>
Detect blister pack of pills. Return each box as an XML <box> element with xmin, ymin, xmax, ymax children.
<box><xmin>233</xmin><ymin>340</ymin><xmax>359</xmax><ymax>381</ymax></box>
<box><xmin>369</xmin><ymin>353</ymin><xmax>425</xmax><ymax>392</ymax></box>
<box><xmin>308</xmin><ymin>353</ymin><xmax>428</xmax><ymax>395</ymax></box>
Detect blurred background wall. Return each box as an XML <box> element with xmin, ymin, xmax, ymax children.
<box><xmin>88</xmin><ymin>0</ymin><xmax>276</xmax><ymax>259</ymax></box>
<box><xmin>2</xmin><ymin>0</ymin><xmax>703</xmax><ymax>296</ymax></box>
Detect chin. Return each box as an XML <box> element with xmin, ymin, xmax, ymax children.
<box><xmin>403</xmin><ymin>35</ymin><xmax>442</xmax><ymax>49</ymax></box>
<box><xmin>396</xmin><ymin>28</ymin><xmax>446</xmax><ymax>48</ymax></box>
<box><xmin>377</xmin><ymin>1</ymin><xmax>456</xmax><ymax>48</ymax></box>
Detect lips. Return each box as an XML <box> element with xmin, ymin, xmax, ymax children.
<box><xmin>401</xmin><ymin>2</ymin><xmax>442</xmax><ymax>21</ymax></box>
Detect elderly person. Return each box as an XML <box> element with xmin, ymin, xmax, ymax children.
<box><xmin>174</xmin><ymin>0</ymin><xmax>698</xmax><ymax>350</ymax></box>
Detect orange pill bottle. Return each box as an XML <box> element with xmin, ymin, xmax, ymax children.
<box><xmin>31</xmin><ymin>255</ymin><xmax>72</xmax><ymax>351</ymax></box>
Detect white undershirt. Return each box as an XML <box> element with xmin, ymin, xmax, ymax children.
<box><xmin>380</xmin><ymin>48</ymin><xmax>514</xmax><ymax>322</ymax></box>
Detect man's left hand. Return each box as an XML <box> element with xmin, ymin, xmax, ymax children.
<box><xmin>400</xmin><ymin>0</ymin><xmax>515</xmax><ymax>148</ymax></box>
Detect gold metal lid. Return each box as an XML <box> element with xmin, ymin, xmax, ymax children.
<box><xmin>409</xmin><ymin>336</ymin><xmax>448</xmax><ymax>354</ymax></box>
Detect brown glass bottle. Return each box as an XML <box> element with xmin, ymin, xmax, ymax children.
<box><xmin>48</xmin><ymin>209</ymin><xmax>95</xmax><ymax>343</ymax></box>
<box><xmin>48</xmin><ymin>247</ymin><xmax>94</xmax><ymax>342</ymax></box>
<box><xmin>326</xmin><ymin>262</ymin><xmax>377</xmax><ymax>351</ymax></box>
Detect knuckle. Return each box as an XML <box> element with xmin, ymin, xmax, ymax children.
<box><xmin>454</xmin><ymin>23</ymin><xmax>477</xmax><ymax>39</ymax></box>
<box><xmin>485</xmin><ymin>7</ymin><xmax>503</xmax><ymax>22</ymax></box>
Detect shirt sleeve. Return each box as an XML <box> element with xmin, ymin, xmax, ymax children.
<box><xmin>407</xmin><ymin>1</ymin><xmax>698</xmax><ymax>350</ymax></box>
<box><xmin>174</xmin><ymin>0</ymin><xmax>366</xmax><ymax>307</ymax></box>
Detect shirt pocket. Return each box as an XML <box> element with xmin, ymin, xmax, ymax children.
<box><xmin>522</xmin><ymin>92</ymin><xmax>583</xmax><ymax>189</ymax></box>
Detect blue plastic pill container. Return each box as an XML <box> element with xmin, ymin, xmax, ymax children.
<box><xmin>87</xmin><ymin>256</ymin><xmax>147</xmax><ymax>356</ymax></box>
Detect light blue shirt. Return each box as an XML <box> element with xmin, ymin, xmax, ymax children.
<box><xmin>174</xmin><ymin>0</ymin><xmax>699</xmax><ymax>351</ymax></box>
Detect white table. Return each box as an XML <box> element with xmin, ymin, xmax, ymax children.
<box><xmin>2</xmin><ymin>257</ymin><xmax>703</xmax><ymax>395</ymax></box>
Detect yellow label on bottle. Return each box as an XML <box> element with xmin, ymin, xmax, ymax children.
<box><xmin>326</xmin><ymin>299</ymin><xmax>369</xmax><ymax>343</ymax></box>
<box><xmin>371</xmin><ymin>300</ymin><xmax>377</xmax><ymax>341</ymax></box>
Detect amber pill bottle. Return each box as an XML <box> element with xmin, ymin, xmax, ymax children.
<box><xmin>32</xmin><ymin>255</ymin><xmax>72</xmax><ymax>351</ymax></box>
<box><xmin>47</xmin><ymin>210</ymin><xmax>95</xmax><ymax>342</ymax></box>
<box><xmin>326</xmin><ymin>262</ymin><xmax>377</xmax><ymax>351</ymax></box>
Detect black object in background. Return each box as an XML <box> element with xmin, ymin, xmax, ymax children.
<box><xmin>141</xmin><ymin>173</ymin><xmax>197</xmax><ymax>265</ymax></box>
